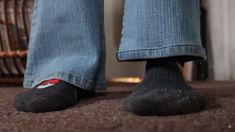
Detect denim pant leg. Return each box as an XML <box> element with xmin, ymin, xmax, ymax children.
<box><xmin>117</xmin><ymin>0</ymin><xmax>207</xmax><ymax>61</ymax></box>
<box><xmin>23</xmin><ymin>0</ymin><xmax>106</xmax><ymax>91</ymax></box>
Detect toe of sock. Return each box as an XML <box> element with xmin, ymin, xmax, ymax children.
<box><xmin>13</xmin><ymin>92</ymin><xmax>77</xmax><ymax>113</ymax></box>
<box><xmin>27</xmin><ymin>95</ymin><xmax>77</xmax><ymax>113</ymax></box>
<box><xmin>13</xmin><ymin>93</ymin><xmax>31</xmax><ymax>112</ymax></box>
<box><xmin>28</xmin><ymin>97</ymin><xmax>55</xmax><ymax>113</ymax></box>
<box><xmin>123</xmin><ymin>90</ymin><xmax>207</xmax><ymax>116</ymax></box>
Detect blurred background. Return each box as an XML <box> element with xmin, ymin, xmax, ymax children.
<box><xmin>0</xmin><ymin>0</ymin><xmax>235</xmax><ymax>86</ymax></box>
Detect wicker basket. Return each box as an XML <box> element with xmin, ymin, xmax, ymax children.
<box><xmin>0</xmin><ymin>0</ymin><xmax>34</xmax><ymax>85</ymax></box>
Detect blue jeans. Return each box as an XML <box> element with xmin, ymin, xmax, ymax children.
<box><xmin>24</xmin><ymin>0</ymin><xmax>206</xmax><ymax>91</ymax></box>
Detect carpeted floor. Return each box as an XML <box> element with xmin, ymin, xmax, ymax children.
<box><xmin>0</xmin><ymin>82</ymin><xmax>235</xmax><ymax>132</ymax></box>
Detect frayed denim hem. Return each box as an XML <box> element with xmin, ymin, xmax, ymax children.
<box><xmin>117</xmin><ymin>44</ymin><xmax>207</xmax><ymax>61</ymax></box>
<box><xmin>23</xmin><ymin>71</ymin><xmax>106</xmax><ymax>91</ymax></box>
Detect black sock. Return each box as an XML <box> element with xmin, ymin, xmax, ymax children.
<box><xmin>14</xmin><ymin>79</ymin><xmax>94</xmax><ymax>113</ymax></box>
<box><xmin>123</xmin><ymin>60</ymin><xmax>206</xmax><ymax>116</ymax></box>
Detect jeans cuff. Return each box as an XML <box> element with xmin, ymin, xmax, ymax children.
<box><xmin>23</xmin><ymin>71</ymin><xmax>106</xmax><ymax>91</ymax></box>
<box><xmin>117</xmin><ymin>44</ymin><xmax>207</xmax><ymax>61</ymax></box>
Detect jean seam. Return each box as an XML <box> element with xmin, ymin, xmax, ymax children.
<box><xmin>118</xmin><ymin>43</ymin><xmax>203</xmax><ymax>53</ymax></box>
<box><xmin>23</xmin><ymin>71</ymin><xmax>106</xmax><ymax>90</ymax></box>
<box><xmin>117</xmin><ymin>44</ymin><xmax>206</xmax><ymax>61</ymax></box>
<box><xmin>24</xmin><ymin>71</ymin><xmax>105</xmax><ymax>83</ymax></box>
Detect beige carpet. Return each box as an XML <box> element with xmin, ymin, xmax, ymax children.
<box><xmin>0</xmin><ymin>82</ymin><xmax>235</xmax><ymax>132</ymax></box>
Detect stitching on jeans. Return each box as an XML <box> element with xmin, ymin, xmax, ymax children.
<box><xmin>117</xmin><ymin>44</ymin><xmax>203</xmax><ymax>53</ymax></box>
<box><xmin>24</xmin><ymin>71</ymin><xmax>106</xmax><ymax>84</ymax></box>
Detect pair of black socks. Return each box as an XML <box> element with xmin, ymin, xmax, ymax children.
<box><xmin>14</xmin><ymin>60</ymin><xmax>206</xmax><ymax>115</ymax></box>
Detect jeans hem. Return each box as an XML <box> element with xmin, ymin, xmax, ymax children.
<box><xmin>23</xmin><ymin>71</ymin><xmax>106</xmax><ymax>91</ymax></box>
<box><xmin>117</xmin><ymin>44</ymin><xmax>207</xmax><ymax>61</ymax></box>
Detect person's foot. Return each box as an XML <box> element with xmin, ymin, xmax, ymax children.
<box><xmin>14</xmin><ymin>79</ymin><xmax>94</xmax><ymax>113</ymax></box>
<box><xmin>123</xmin><ymin>60</ymin><xmax>207</xmax><ymax>116</ymax></box>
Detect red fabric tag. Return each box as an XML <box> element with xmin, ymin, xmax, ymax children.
<box><xmin>36</xmin><ymin>79</ymin><xmax>61</xmax><ymax>89</ymax></box>
<box><xmin>41</xmin><ymin>79</ymin><xmax>61</xmax><ymax>85</ymax></box>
